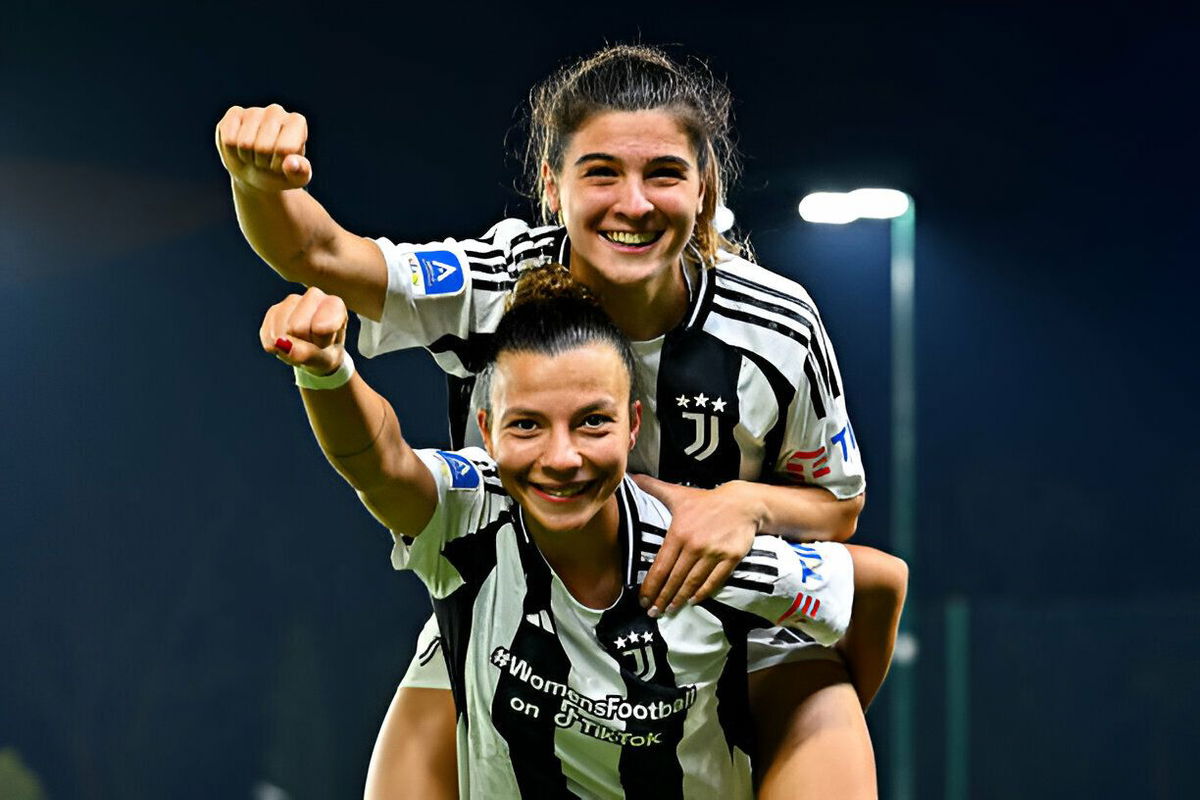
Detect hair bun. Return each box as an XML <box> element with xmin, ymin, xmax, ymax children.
<box><xmin>508</xmin><ymin>263</ymin><xmax>598</xmax><ymax>310</ymax></box>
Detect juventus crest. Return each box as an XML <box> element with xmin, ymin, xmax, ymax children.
<box><xmin>676</xmin><ymin>392</ymin><xmax>728</xmax><ymax>461</ymax></box>
<box><xmin>614</xmin><ymin>629</ymin><xmax>659</xmax><ymax>681</ymax></box>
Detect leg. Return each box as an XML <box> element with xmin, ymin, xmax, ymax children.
<box><xmin>749</xmin><ymin>659</ymin><xmax>877</xmax><ymax>800</ymax></box>
<box><xmin>364</xmin><ymin>615</ymin><xmax>458</xmax><ymax>799</ymax></box>
<box><xmin>363</xmin><ymin>686</ymin><xmax>458</xmax><ymax>800</ymax></box>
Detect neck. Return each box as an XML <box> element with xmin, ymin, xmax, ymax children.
<box><xmin>523</xmin><ymin>498</ymin><xmax>623</xmax><ymax>609</ymax></box>
<box><xmin>576</xmin><ymin>262</ymin><xmax>690</xmax><ymax>341</ymax></box>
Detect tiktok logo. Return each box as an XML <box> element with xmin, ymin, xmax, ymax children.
<box><xmin>676</xmin><ymin>392</ymin><xmax>728</xmax><ymax>461</ymax></box>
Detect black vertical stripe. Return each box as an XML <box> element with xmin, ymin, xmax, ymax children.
<box><xmin>595</xmin><ymin>592</ymin><xmax>687</xmax><ymax>799</ymax></box>
<box><xmin>618</xmin><ymin>481</ymin><xmax>639</xmax><ymax>587</ymax></box>
<box><xmin>655</xmin><ymin>328</ymin><xmax>743</xmax><ymax>488</ymax></box>
<box><xmin>802</xmin><ymin>358</ymin><xmax>828</xmax><ymax>420</ymax></box>
<box><xmin>490</xmin><ymin>511</ymin><xmax>573</xmax><ymax>797</ymax></box>
<box><xmin>694</xmin><ymin>599</ymin><xmax>765</xmax><ymax>761</ymax></box>
<box><xmin>817</xmin><ymin>316</ymin><xmax>842</xmax><ymax>399</ymax></box>
<box><xmin>687</xmin><ymin>263</ymin><xmax>718</xmax><ymax>330</ymax></box>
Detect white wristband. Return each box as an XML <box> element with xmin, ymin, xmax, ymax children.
<box><xmin>294</xmin><ymin>351</ymin><xmax>355</xmax><ymax>390</ymax></box>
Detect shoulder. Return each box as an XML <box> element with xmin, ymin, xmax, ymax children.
<box><xmin>475</xmin><ymin>219</ymin><xmax>566</xmax><ymax>267</ymax></box>
<box><xmin>419</xmin><ymin>447</ymin><xmax>505</xmax><ymax>498</ymax></box>
<box><xmin>619</xmin><ymin>479</ymin><xmax>672</xmax><ymax>584</ymax></box>
<box><xmin>697</xmin><ymin>253</ymin><xmax>830</xmax><ymax>359</ymax></box>
<box><xmin>710</xmin><ymin>251</ymin><xmax>823</xmax><ymax>319</ymax></box>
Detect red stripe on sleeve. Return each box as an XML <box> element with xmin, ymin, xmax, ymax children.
<box><xmin>776</xmin><ymin>592</ymin><xmax>806</xmax><ymax>624</ymax></box>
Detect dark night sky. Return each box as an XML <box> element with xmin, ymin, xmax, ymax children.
<box><xmin>2</xmin><ymin>2</ymin><xmax>1197</xmax><ymax>798</ymax></box>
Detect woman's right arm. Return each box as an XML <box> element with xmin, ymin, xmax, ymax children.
<box><xmin>219</xmin><ymin>104</ymin><xmax>388</xmax><ymax>320</ymax></box>
<box><xmin>260</xmin><ymin>286</ymin><xmax>437</xmax><ymax>535</ymax></box>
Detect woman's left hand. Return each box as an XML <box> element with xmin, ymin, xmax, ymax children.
<box><xmin>632</xmin><ymin>475</ymin><xmax>762</xmax><ymax>618</ymax></box>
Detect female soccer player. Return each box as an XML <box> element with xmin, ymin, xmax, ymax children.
<box><xmin>219</xmin><ymin>45</ymin><xmax>901</xmax><ymax>798</ymax></box>
<box><xmin>259</xmin><ymin>270</ymin><xmax>902</xmax><ymax>799</ymax></box>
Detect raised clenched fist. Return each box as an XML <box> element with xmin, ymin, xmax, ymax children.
<box><xmin>260</xmin><ymin>286</ymin><xmax>348</xmax><ymax>377</ymax></box>
<box><xmin>216</xmin><ymin>103</ymin><xmax>313</xmax><ymax>193</ymax></box>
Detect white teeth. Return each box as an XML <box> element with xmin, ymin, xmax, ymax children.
<box><xmin>540</xmin><ymin>483</ymin><xmax>587</xmax><ymax>498</ymax></box>
<box><xmin>604</xmin><ymin>230</ymin><xmax>657</xmax><ymax>245</ymax></box>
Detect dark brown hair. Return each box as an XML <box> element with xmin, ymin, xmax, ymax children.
<box><xmin>479</xmin><ymin>265</ymin><xmax>639</xmax><ymax>408</ymax></box>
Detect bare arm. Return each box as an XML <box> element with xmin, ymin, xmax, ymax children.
<box><xmin>259</xmin><ymin>287</ymin><xmax>436</xmax><ymax>534</ymax></box>
<box><xmin>728</xmin><ymin>480</ymin><xmax>863</xmax><ymax>542</ymax></box>
<box><xmin>219</xmin><ymin>104</ymin><xmax>388</xmax><ymax>319</ymax></box>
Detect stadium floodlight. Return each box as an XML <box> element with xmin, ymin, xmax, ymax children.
<box><xmin>798</xmin><ymin>188</ymin><xmax>910</xmax><ymax>223</ymax></box>
<box><xmin>799</xmin><ymin>187</ymin><xmax>919</xmax><ymax>800</ymax></box>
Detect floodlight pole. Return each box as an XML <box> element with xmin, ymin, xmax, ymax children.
<box><xmin>799</xmin><ymin>190</ymin><xmax>920</xmax><ymax>798</ymax></box>
<box><xmin>889</xmin><ymin>201</ymin><xmax>917</xmax><ymax>800</ymax></box>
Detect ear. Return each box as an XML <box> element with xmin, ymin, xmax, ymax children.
<box><xmin>628</xmin><ymin>399</ymin><xmax>643</xmax><ymax>451</ymax></box>
<box><xmin>542</xmin><ymin>161</ymin><xmax>561</xmax><ymax>215</ymax></box>
<box><xmin>478</xmin><ymin>409</ymin><xmax>495</xmax><ymax>456</ymax></box>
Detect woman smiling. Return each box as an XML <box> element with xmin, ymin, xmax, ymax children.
<box><xmin>221</xmin><ymin>44</ymin><xmax>902</xmax><ymax>797</ymax></box>
<box><xmin>259</xmin><ymin>269</ymin><xmax>899</xmax><ymax>799</ymax></box>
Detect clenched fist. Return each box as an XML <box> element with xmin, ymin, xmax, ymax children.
<box><xmin>260</xmin><ymin>287</ymin><xmax>348</xmax><ymax>377</ymax></box>
<box><xmin>216</xmin><ymin>103</ymin><xmax>313</xmax><ymax>192</ymax></box>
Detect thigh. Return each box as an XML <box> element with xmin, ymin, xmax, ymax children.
<box><xmin>749</xmin><ymin>659</ymin><xmax>877</xmax><ymax>800</ymax></box>
<box><xmin>364</xmin><ymin>686</ymin><xmax>459</xmax><ymax>800</ymax></box>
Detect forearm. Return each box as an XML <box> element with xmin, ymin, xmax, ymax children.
<box><xmin>233</xmin><ymin>181</ymin><xmax>386</xmax><ymax>319</ymax></box>
<box><xmin>233</xmin><ymin>180</ymin><xmax>337</xmax><ymax>281</ymax></box>
<box><xmin>299</xmin><ymin>373</ymin><xmax>434</xmax><ymax>533</ymax></box>
<box><xmin>727</xmin><ymin>480</ymin><xmax>864</xmax><ymax>542</ymax></box>
<box><xmin>300</xmin><ymin>373</ymin><xmax>396</xmax><ymax>487</ymax></box>
<box><xmin>840</xmin><ymin>544</ymin><xmax>908</xmax><ymax>709</ymax></box>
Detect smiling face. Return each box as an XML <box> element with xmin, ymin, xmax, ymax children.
<box><xmin>478</xmin><ymin>343</ymin><xmax>641</xmax><ymax>541</ymax></box>
<box><xmin>543</xmin><ymin>109</ymin><xmax>706</xmax><ymax>295</ymax></box>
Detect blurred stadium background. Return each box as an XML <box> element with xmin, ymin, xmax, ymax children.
<box><xmin>2</xmin><ymin>2</ymin><xmax>1196</xmax><ymax>797</ymax></box>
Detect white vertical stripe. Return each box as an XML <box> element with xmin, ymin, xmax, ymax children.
<box><xmin>732</xmin><ymin>356</ymin><xmax>779</xmax><ymax>480</ymax></box>
<box><xmin>628</xmin><ymin>336</ymin><xmax>664</xmax><ymax>475</ymax></box>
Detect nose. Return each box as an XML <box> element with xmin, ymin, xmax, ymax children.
<box><xmin>612</xmin><ymin>178</ymin><xmax>654</xmax><ymax>219</ymax></box>
<box><xmin>541</xmin><ymin>426</ymin><xmax>583</xmax><ymax>474</ymax></box>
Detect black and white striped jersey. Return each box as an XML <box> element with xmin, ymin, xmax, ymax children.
<box><xmin>399</xmin><ymin>447</ymin><xmax>854</xmax><ymax>800</ymax></box>
<box><xmin>359</xmin><ymin>219</ymin><xmax>865</xmax><ymax>500</ymax></box>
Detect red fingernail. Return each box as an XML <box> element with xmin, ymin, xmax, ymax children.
<box><xmin>275</xmin><ymin>338</ymin><xmax>293</xmax><ymax>354</ymax></box>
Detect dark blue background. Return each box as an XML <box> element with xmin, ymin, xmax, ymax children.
<box><xmin>3</xmin><ymin>2</ymin><xmax>1196</xmax><ymax>797</ymax></box>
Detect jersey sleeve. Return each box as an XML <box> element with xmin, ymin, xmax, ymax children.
<box><xmin>773</xmin><ymin>303</ymin><xmax>866</xmax><ymax>500</ymax></box>
<box><xmin>712</xmin><ymin>538</ymin><xmax>854</xmax><ymax>646</ymax></box>
<box><xmin>356</xmin><ymin>219</ymin><xmax>534</xmax><ymax>373</ymax></box>
<box><xmin>390</xmin><ymin>447</ymin><xmax>501</xmax><ymax>598</ymax></box>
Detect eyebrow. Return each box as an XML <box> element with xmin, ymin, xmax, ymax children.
<box><xmin>573</xmin><ymin>152</ymin><xmax>693</xmax><ymax>169</ymax></box>
<box><xmin>503</xmin><ymin>399</ymin><xmax>618</xmax><ymax>419</ymax></box>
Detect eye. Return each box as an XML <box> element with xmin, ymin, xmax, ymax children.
<box><xmin>507</xmin><ymin>418</ymin><xmax>539</xmax><ymax>434</ymax></box>
<box><xmin>648</xmin><ymin>167</ymin><xmax>686</xmax><ymax>181</ymax></box>
<box><xmin>581</xmin><ymin>413</ymin><xmax>613</xmax><ymax>429</ymax></box>
<box><xmin>583</xmin><ymin>165</ymin><xmax>618</xmax><ymax>178</ymax></box>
